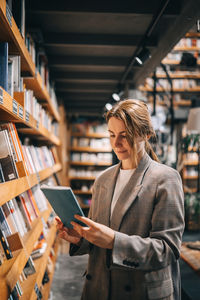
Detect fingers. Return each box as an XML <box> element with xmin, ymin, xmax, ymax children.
<box><xmin>74</xmin><ymin>215</ymin><xmax>98</xmax><ymax>228</ymax></box>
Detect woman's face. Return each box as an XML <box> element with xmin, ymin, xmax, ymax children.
<box><xmin>108</xmin><ymin>117</ymin><xmax>144</xmax><ymax>163</ymax></box>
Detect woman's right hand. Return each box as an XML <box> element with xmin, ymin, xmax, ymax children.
<box><xmin>55</xmin><ymin>217</ymin><xmax>82</xmax><ymax>245</ymax></box>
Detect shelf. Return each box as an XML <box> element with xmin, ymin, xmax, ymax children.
<box><xmin>69</xmin><ymin>176</ymin><xmax>96</xmax><ymax>181</ymax></box>
<box><xmin>23</xmin><ymin>74</ymin><xmax>60</xmax><ymax>122</ymax></box>
<box><xmin>162</xmin><ymin>59</ymin><xmax>200</xmax><ymax>65</ymax></box>
<box><xmin>0</xmin><ymin>88</ymin><xmax>60</xmax><ymax>146</ymax></box>
<box><xmin>70</xmin><ymin>161</ymin><xmax>112</xmax><ymax>166</ymax></box>
<box><xmin>184</xmin><ymin>161</ymin><xmax>199</xmax><ymax>166</ymax></box>
<box><xmin>2</xmin><ymin>205</ymin><xmax>52</xmax><ymax>293</ymax></box>
<box><xmin>0</xmin><ymin>0</ymin><xmax>35</xmax><ymax>75</ymax></box>
<box><xmin>155</xmin><ymin>73</ymin><xmax>200</xmax><ymax>79</ymax></box>
<box><xmin>20</xmin><ymin>224</ymin><xmax>57</xmax><ymax>300</ymax></box>
<box><xmin>149</xmin><ymin>99</ymin><xmax>191</xmax><ymax>107</ymax></box>
<box><xmin>0</xmin><ymin>0</ymin><xmax>59</xmax><ymax>121</ymax></box>
<box><xmin>173</xmin><ymin>46</ymin><xmax>200</xmax><ymax>51</ymax></box>
<box><xmin>139</xmin><ymin>86</ymin><xmax>200</xmax><ymax>93</ymax></box>
<box><xmin>183</xmin><ymin>175</ymin><xmax>198</xmax><ymax>180</ymax></box>
<box><xmin>74</xmin><ymin>190</ymin><xmax>92</xmax><ymax>195</ymax></box>
<box><xmin>71</xmin><ymin>132</ymin><xmax>109</xmax><ymax>138</ymax></box>
<box><xmin>41</xmin><ymin>237</ymin><xmax>60</xmax><ymax>300</ymax></box>
<box><xmin>70</xmin><ymin>146</ymin><xmax>112</xmax><ymax>152</ymax></box>
<box><xmin>80</xmin><ymin>203</ymin><xmax>90</xmax><ymax>209</ymax></box>
<box><xmin>0</xmin><ymin>163</ymin><xmax>62</xmax><ymax>207</ymax></box>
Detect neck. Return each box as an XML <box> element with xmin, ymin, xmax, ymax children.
<box><xmin>121</xmin><ymin>149</ymin><xmax>145</xmax><ymax>170</ymax></box>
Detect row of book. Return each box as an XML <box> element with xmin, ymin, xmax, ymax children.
<box><xmin>175</xmin><ymin>37</ymin><xmax>200</xmax><ymax>48</ymax></box>
<box><xmin>24</xmin><ymin>88</ymin><xmax>59</xmax><ymax>134</ymax></box>
<box><xmin>71</xmin><ymin>121</ymin><xmax>108</xmax><ymax>135</ymax></box>
<box><xmin>5</xmin><ymin>0</ymin><xmax>59</xmax><ymax>114</ymax></box>
<box><xmin>145</xmin><ymin>78</ymin><xmax>199</xmax><ymax>90</ymax></box>
<box><xmin>71</xmin><ymin>137</ymin><xmax>110</xmax><ymax>148</ymax></box>
<box><xmin>0</xmin><ymin>40</ymin><xmax>58</xmax><ymax>120</ymax></box>
<box><xmin>6</xmin><ymin>211</ymin><xmax>56</xmax><ymax>300</ymax></box>
<box><xmin>69</xmin><ymin>168</ymin><xmax>104</xmax><ymax>178</ymax></box>
<box><xmin>0</xmin><ymin>122</ymin><xmax>58</xmax><ymax>183</ymax></box>
<box><xmin>0</xmin><ymin>41</ymin><xmax>59</xmax><ymax>135</ymax></box>
<box><xmin>71</xmin><ymin>152</ymin><xmax>113</xmax><ymax>164</ymax></box>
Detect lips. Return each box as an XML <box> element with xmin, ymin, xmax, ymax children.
<box><xmin>116</xmin><ymin>150</ymin><xmax>127</xmax><ymax>154</ymax></box>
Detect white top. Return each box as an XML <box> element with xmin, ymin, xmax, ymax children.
<box><xmin>110</xmin><ymin>168</ymin><xmax>135</xmax><ymax>217</ymax></box>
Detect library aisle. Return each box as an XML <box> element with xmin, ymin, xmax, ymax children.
<box><xmin>50</xmin><ymin>241</ymin><xmax>88</xmax><ymax>300</ymax></box>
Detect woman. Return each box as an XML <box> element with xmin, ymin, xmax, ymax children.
<box><xmin>56</xmin><ymin>99</ymin><xmax>184</xmax><ymax>300</ymax></box>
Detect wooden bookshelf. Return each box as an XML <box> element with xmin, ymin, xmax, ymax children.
<box><xmin>20</xmin><ymin>224</ymin><xmax>57</xmax><ymax>300</ymax></box>
<box><xmin>0</xmin><ymin>0</ymin><xmax>35</xmax><ymax>75</ymax></box>
<box><xmin>0</xmin><ymin>163</ymin><xmax>62</xmax><ymax>207</ymax></box>
<box><xmin>0</xmin><ymin>205</ymin><xmax>53</xmax><ymax>298</ymax></box>
<box><xmin>0</xmin><ymin>88</ymin><xmax>60</xmax><ymax>146</ymax></box>
<box><xmin>41</xmin><ymin>237</ymin><xmax>60</xmax><ymax>300</ymax></box>
<box><xmin>0</xmin><ymin>0</ymin><xmax>59</xmax><ymax>122</ymax></box>
<box><xmin>69</xmin><ymin>124</ymin><xmax>112</xmax><ymax>209</ymax></box>
<box><xmin>0</xmin><ymin>1</ymin><xmax>65</xmax><ymax>298</ymax></box>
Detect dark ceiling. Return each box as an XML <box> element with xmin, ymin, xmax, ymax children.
<box><xmin>26</xmin><ymin>0</ymin><xmax>200</xmax><ymax>115</ymax></box>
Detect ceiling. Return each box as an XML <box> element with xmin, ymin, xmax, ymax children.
<box><xmin>26</xmin><ymin>0</ymin><xmax>200</xmax><ymax>116</ymax></box>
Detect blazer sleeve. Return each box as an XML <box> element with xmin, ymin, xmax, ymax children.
<box><xmin>110</xmin><ymin>169</ymin><xmax>185</xmax><ymax>271</ymax></box>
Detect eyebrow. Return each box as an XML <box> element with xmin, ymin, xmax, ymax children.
<box><xmin>108</xmin><ymin>130</ymin><xmax>126</xmax><ymax>134</ymax></box>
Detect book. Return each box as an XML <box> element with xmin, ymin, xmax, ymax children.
<box><xmin>40</xmin><ymin>185</ymin><xmax>86</xmax><ymax>228</ymax></box>
<box><xmin>0</xmin><ymin>42</ymin><xmax>8</xmax><ymax>91</ymax></box>
<box><xmin>0</xmin><ymin>130</ymin><xmax>18</xmax><ymax>181</ymax></box>
<box><xmin>0</xmin><ymin>227</ymin><xmax>13</xmax><ymax>259</ymax></box>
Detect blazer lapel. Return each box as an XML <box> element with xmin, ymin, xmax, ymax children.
<box><xmin>110</xmin><ymin>153</ymin><xmax>151</xmax><ymax>230</ymax></box>
<box><xmin>97</xmin><ymin>163</ymin><xmax>121</xmax><ymax>227</ymax></box>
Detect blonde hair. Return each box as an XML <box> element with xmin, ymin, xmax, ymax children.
<box><xmin>106</xmin><ymin>99</ymin><xmax>159</xmax><ymax>166</ymax></box>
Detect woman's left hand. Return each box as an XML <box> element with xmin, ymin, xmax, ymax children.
<box><xmin>71</xmin><ymin>215</ymin><xmax>115</xmax><ymax>249</ymax></box>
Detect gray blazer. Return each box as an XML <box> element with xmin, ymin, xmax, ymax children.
<box><xmin>70</xmin><ymin>152</ymin><xmax>185</xmax><ymax>300</ymax></box>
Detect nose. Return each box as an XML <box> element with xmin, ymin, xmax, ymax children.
<box><xmin>114</xmin><ymin>135</ymin><xmax>121</xmax><ymax>147</ymax></box>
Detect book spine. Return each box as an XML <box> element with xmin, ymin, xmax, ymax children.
<box><xmin>0</xmin><ymin>227</ymin><xmax>13</xmax><ymax>259</ymax></box>
<box><xmin>0</xmin><ymin>42</ymin><xmax>8</xmax><ymax>91</ymax></box>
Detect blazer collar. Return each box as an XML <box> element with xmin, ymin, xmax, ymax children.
<box><xmin>99</xmin><ymin>152</ymin><xmax>152</xmax><ymax>230</ymax></box>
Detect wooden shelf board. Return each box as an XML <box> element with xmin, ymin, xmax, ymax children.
<box><xmin>0</xmin><ymin>87</ymin><xmax>60</xmax><ymax>146</ymax></box>
<box><xmin>0</xmin><ymin>163</ymin><xmax>61</xmax><ymax>207</ymax></box>
<box><xmin>69</xmin><ymin>176</ymin><xmax>96</xmax><ymax>180</ymax></box>
<box><xmin>162</xmin><ymin>59</ymin><xmax>200</xmax><ymax>65</ymax></box>
<box><xmin>39</xmin><ymin>163</ymin><xmax>62</xmax><ymax>181</ymax></box>
<box><xmin>173</xmin><ymin>46</ymin><xmax>200</xmax><ymax>51</ymax></box>
<box><xmin>183</xmin><ymin>175</ymin><xmax>198</xmax><ymax>180</ymax></box>
<box><xmin>41</xmin><ymin>238</ymin><xmax>60</xmax><ymax>300</ymax></box>
<box><xmin>20</xmin><ymin>224</ymin><xmax>57</xmax><ymax>300</ymax></box>
<box><xmin>70</xmin><ymin>161</ymin><xmax>111</xmax><ymax>166</ymax></box>
<box><xmin>74</xmin><ymin>190</ymin><xmax>92</xmax><ymax>195</ymax></box>
<box><xmin>140</xmin><ymin>86</ymin><xmax>200</xmax><ymax>93</ymax></box>
<box><xmin>184</xmin><ymin>161</ymin><xmax>199</xmax><ymax>166</ymax></box>
<box><xmin>70</xmin><ymin>146</ymin><xmax>112</xmax><ymax>152</ymax></box>
<box><xmin>0</xmin><ymin>174</ymin><xmax>37</xmax><ymax>207</ymax></box>
<box><xmin>155</xmin><ymin>73</ymin><xmax>200</xmax><ymax>79</ymax></box>
<box><xmin>5</xmin><ymin>205</ymin><xmax>52</xmax><ymax>291</ymax></box>
<box><xmin>72</xmin><ymin>132</ymin><xmax>109</xmax><ymax>138</ymax></box>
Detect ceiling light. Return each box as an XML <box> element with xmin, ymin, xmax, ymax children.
<box><xmin>105</xmin><ymin>103</ymin><xmax>113</xmax><ymax>111</ymax></box>
<box><xmin>135</xmin><ymin>47</ymin><xmax>151</xmax><ymax>65</ymax></box>
<box><xmin>112</xmin><ymin>93</ymin><xmax>120</xmax><ymax>101</ymax></box>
